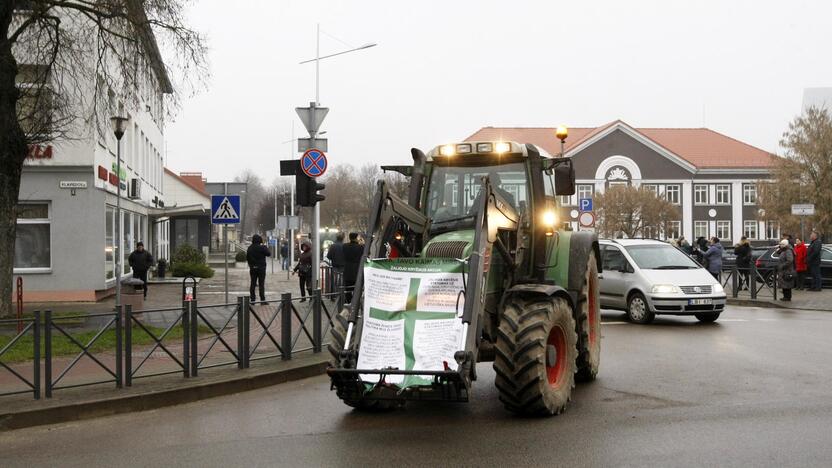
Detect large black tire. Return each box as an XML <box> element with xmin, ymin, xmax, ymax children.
<box><xmin>626</xmin><ymin>292</ymin><xmax>655</xmax><ymax>324</ymax></box>
<box><xmin>695</xmin><ymin>312</ymin><xmax>721</xmax><ymax>323</ymax></box>
<box><xmin>493</xmin><ymin>295</ymin><xmax>578</xmax><ymax>416</ymax></box>
<box><xmin>575</xmin><ymin>250</ymin><xmax>601</xmax><ymax>382</ymax></box>
<box><xmin>327</xmin><ymin>309</ymin><xmax>399</xmax><ymax>411</ymax></box>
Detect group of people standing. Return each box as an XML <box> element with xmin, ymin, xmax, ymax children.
<box><xmin>676</xmin><ymin>235</ymin><xmax>724</xmax><ymax>280</ymax></box>
<box><xmin>771</xmin><ymin>231</ymin><xmax>824</xmax><ymax>301</ymax></box>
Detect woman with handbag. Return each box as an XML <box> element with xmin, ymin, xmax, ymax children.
<box><xmin>293</xmin><ymin>241</ymin><xmax>313</xmax><ymax>301</ymax></box>
<box><xmin>776</xmin><ymin>239</ymin><xmax>796</xmax><ymax>301</ymax></box>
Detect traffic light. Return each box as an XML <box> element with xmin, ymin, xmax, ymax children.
<box><xmin>296</xmin><ymin>173</ymin><xmax>326</xmax><ymax>207</ymax></box>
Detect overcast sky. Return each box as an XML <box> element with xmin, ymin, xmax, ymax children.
<box><xmin>164</xmin><ymin>0</ymin><xmax>831</xmax><ymax>182</ymax></box>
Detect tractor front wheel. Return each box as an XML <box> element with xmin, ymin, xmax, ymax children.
<box><xmin>576</xmin><ymin>250</ymin><xmax>601</xmax><ymax>382</ymax></box>
<box><xmin>493</xmin><ymin>295</ymin><xmax>578</xmax><ymax>416</ymax></box>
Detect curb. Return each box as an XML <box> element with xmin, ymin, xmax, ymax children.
<box><xmin>0</xmin><ymin>356</ymin><xmax>329</xmax><ymax>432</ymax></box>
<box><xmin>727</xmin><ymin>298</ymin><xmax>830</xmax><ymax>312</ymax></box>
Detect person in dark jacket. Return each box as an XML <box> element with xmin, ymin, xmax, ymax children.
<box><xmin>703</xmin><ymin>237</ymin><xmax>724</xmax><ymax>280</ymax></box>
<box><xmin>280</xmin><ymin>242</ymin><xmax>289</xmax><ymax>270</ymax></box>
<box><xmin>677</xmin><ymin>236</ymin><xmax>693</xmax><ymax>255</ymax></box>
<box><xmin>326</xmin><ymin>233</ymin><xmax>346</xmax><ymax>288</ymax></box>
<box><xmin>734</xmin><ymin>236</ymin><xmax>752</xmax><ymax>290</ymax></box>
<box><xmin>128</xmin><ymin>242</ymin><xmax>153</xmax><ymax>298</ymax></box>
<box><xmin>293</xmin><ymin>241</ymin><xmax>313</xmax><ymax>301</ymax></box>
<box><xmin>247</xmin><ymin>234</ymin><xmax>271</xmax><ymax>303</ymax></box>
<box><xmin>807</xmin><ymin>230</ymin><xmax>823</xmax><ymax>291</ymax></box>
<box><xmin>342</xmin><ymin>233</ymin><xmax>364</xmax><ymax>304</ymax></box>
<box><xmin>776</xmin><ymin>239</ymin><xmax>796</xmax><ymax>301</ymax></box>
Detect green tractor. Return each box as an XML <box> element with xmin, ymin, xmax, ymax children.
<box><xmin>328</xmin><ymin>140</ymin><xmax>601</xmax><ymax>416</ymax></box>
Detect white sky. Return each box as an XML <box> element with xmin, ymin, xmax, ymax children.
<box><xmin>164</xmin><ymin>0</ymin><xmax>832</xmax><ymax>182</ymax></box>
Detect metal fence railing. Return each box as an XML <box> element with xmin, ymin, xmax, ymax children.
<box><xmin>0</xmin><ymin>314</ymin><xmax>40</xmax><ymax>399</ymax></box>
<box><xmin>722</xmin><ymin>263</ymin><xmax>778</xmax><ymax>300</ymax></box>
<box><xmin>2</xmin><ymin>282</ymin><xmax>345</xmax><ymax>401</ymax></box>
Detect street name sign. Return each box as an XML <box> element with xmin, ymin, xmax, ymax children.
<box><xmin>211</xmin><ymin>194</ymin><xmax>241</xmax><ymax>224</ymax></box>
<box><xmin>59</xmin><ymin>181</ymin><xmax>87</xmax><ymax>189</ymax></box>
<box><xmin>276</xmin><ymin>215</ymin><xmax>301</xmax><ymax>230</ymax></box>
<box><xmin>300</xmin><ymin>149</ymin><xmax>328</xmax><ymax>178</ymax></box>
<box><xmin>791</xmin><ymin>204</ymin><xmax>815</xmax><ymax>216</ymax></box>
<box><xmin>298</xmin><ymin>137</ymin><xmax>328</xmax><ymax>153</ymax></box>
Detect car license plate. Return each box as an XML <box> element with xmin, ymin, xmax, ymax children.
<box><xmin>689</xmin><ymin>298</ymin><xmax>713</xmax><ymax>305</ymax></box>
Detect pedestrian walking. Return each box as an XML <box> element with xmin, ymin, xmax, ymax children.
<box><xmin>280</xmin><ymin>242</ymin><xmax>289</xmax><ymax>270</ymax></box>
<box><xmin>794</xmin><ymin>238</ymin><xmax>808</xmax><ymax>290</ymax></box>
<box><xmin>247</xmin><ymin>234</ymin><xmax>271</xmax><ymax>304</ymax></box>
<box><xmin>734</xmin><ymin>236</ymin><xmax>752</xmax><ymax>290</ymax></box>
<box><xmin>343</xmin><ymin>232</ymin><xmax>364</xmax><ymax>304</ymax></box>
<box><xmin>293</xmin><ymin>241</ymin><xmax>313</xmax><ymax>301</ymax></box>
<box><xmin>807</xmin><ymin>231</ymin><xmax>823</xmax><ymax>291</ymax></box>
<box><xmin>326</xmin><ymin>233</ymin><xmax>346</xmax><ymax>292</ymax></box>
<box><xmin>703</xmin><ymin>237</ymin><xmax>723</xmax><ymax>281</ymax></box>
<box><xmin>776</xmin><ymin>239</ymin><xmax>796</xmax><ymax>301</ymax></box>
<box><xmin>128</xmin><ymin>242</ymin><xmax>153</xmax><ymax>298</ymax></box>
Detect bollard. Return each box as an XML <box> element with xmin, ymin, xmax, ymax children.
<box><xmin>731</xmin><ymin>265</ymin><xmax>738</xmax><ymax>298</ymax></box>
<box><xmin>313</xmin><ymin>289</ymin><xmax>322</xmax><ymax>353</ymax></box>
<box><xmin>243</xmin><ymin>297</ymin><xmax>250</xmax><ymax>368</ymax></box>
<box><xmin>182</xmin><ymin>299</ymin><xmax>190</xmax><ymax>378</ymax></box>
<box><xmin>773</xmin><ymin>272</ymin><xmax>778</xmax><ymax>301</ymax></box>
<box><xmin>125</xmin><ymin>305</ymin><xmax>132</xmax><ymax>386</ymax></box>
<box><xmin>190</xmin><ymin>300</ymin><xmax>199</xmax><ymax>377</ymax></box>
<box><xmin>44</xmin><ymin>310</ymin><xmax>52</xmax><ymax>398</ymax></box>
<box><xmin>237</xmin><ymin>297</ymin><xmax>244</xmax><ymax>369</ymax></box>
<box><xmin>33</xmin><ymin>311</ymin><xmax>41</xmax><ymax>400</ymax></box>
<box><xmin>115</xmin><ymin>306</ymin><xmax>123</xmax><ymax>389</ymax></box>
<box><xmin>16</xmin><ymin>277</ymin><xmax>23</xmax><ymax>334</ymax></box>
<box><xmin>281</xmin><ymin>293</ymin><xmax>292</xmax><ymax>360</ymax></box>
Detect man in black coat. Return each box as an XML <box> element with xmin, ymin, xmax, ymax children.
<box><xmin>326</xmin><ymin>233</ymin><xmax>346</xmax><ymax>289</ymax></box>
<box><xmin>128</xmin><ymin>242</ymin><xmax>154</xmax><ymax>298</ymax></box>
<box><xmin>247</xmin><ymin>234</ymin><xmax>271</xmax><ymax>303</ymax></box>
<box><xmin>342</xmin><ymin>233</ymin><xmax>364</xmax><ymax>303</ymax></box>
<box><xmin>807</xmin><ymin>230</ymin><xmax>823</xmax><ymax>291</ymax></box>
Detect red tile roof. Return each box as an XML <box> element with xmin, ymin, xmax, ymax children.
<box><xmin>465</xmin><ymin>121</ymin><xmax>776</xmax><ymax>169</ymax></box>
<box><xmin>164</xmin><ymin>168</ymin><xmax>210</xmax><ymax>197</ymax></box>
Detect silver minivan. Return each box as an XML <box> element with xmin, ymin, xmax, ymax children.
<box><xmin>599</xmin><ymin>239</ymin><xmax>727</xmax><ymax>324</ymax></box>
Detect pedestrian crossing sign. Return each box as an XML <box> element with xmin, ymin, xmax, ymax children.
<box><xmin>211</xmin><ymin>195</ymin><xmax>241</xmax><ymax>224</ymax></box>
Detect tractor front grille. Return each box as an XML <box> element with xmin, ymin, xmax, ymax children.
<box><xmin>424</xmin><ymin>241</ymin><xmax>469</xmax><ymax>259</ymax></box>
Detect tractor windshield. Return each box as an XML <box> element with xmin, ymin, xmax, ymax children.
<box><xmin>426</xmin><ymin>162</ymin><xmax>528</xmax><ymax>224</ymax></box>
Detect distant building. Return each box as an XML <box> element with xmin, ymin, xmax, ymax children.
<box><xmin>159</xmin><ymin>170</ymin><xmax>211</xmax><ymax>261</ymax></box>
<box><xmin>467</xmin><ymin>120</ymin><xmax>778</xmax><ymax>245</ymax></box>
<box><xmin>803</xmin><ymin>87</ymin><xmax>832</xmax><ymax>114</ymax></box>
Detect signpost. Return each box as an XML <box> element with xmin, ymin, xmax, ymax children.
<box><xmin>791</xmin><ymin>203</ymin><xmax>815</xmax><ymax>240</ymax></box>
<box><xmin>296</xmin><ymin>101</ymin><xmax>329</xmax><ymax>290</ymax></box>
<box><xmin>579</xmin><ymin>198</ymin><xmax>593</xmax><ymax>212</ymax></box>
<box><xmin>579</xmin><ymin>211</ymin><xmax>596</xmax><ymax>230</ymax></box>
<box><xmin>212</xmin><ymin>194</ymin><xmax>241</xmax><ymax>302</ymax></box>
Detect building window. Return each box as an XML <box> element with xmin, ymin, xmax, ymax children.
<box><xmin>743</xmin><ymin>221</ymin><xmax>758</xmax><ymax>240</ymax></box>
<box><xmin>16</xmin><ymin>64</ymin><xmax>53</xmax><ymax>137</ymax></box>
<box><xmin>715</xmin><ymin>184</ymin><xmax>731</xmax><ymax>205</ymax></box>
<box><xmin>667</xmin><ymin>221</ymin><xmax>682</xmax><ymax>240</ymax></box>
<box><xmin>14</xmin><ymin>203</ymin><xmax>51</xmax><ymax>271</ymax></box>
<box><xmin>765</xmin><ymin>221</ymin><xmax>780</xmax><ymax>240</ymax></box>
<box><xmin>743</xmin><ymin>184</ymin><xmax>757</xmax><ymax>205</ymax></box>
<box><xmin>716</xmin><ymin>220</ymin><xmax>731</xmax><ymax>241</ymax></box>
<box><xmin>642</xmin><ymin>184</ymin><xmax>658</xmax><ymax>196</ymax></box>
<box><xmin>577</xmin><ymin>184</ymin><xmax>593</xmax><ymax>201</ymax></box>
<box><xmin>694</xmin><ymin>221</ymin><xmax>708</xmax><ymax>239</ymax></box>
<box><xmin>694</xmin><ymin>184</ymin><xmax>708</xmax><ymax>205</ymax></box>
<box><xmin>665</xmin><ymin>185</ymin><xmax>681</xmax><ymax>205</ymax></box>
<box><xmin>106</xmin><ymin>206</ymin><xmax>115</xmax><ymax>280</ymax></box>
<box><xmin>559</xmin><ymin>195</ymin><xmax>572</xmax><ymax>206</ymax></box>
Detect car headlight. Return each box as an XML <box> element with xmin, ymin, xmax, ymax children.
<box><xmin>651</xmin><ymin>284</ymin><xmax>680</xmax><ymax>294</ymax></box>
<box><xmin>712</xmin><ymin>283</ymin><xmax>724</xmax><ymax>294</ymax></box>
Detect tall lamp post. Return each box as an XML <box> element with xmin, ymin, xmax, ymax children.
<box><xmin>556</xmin><ymin>125</ymin><xmax>568</xmax><ymax>157</ymax></box>
<box><xmin>110</xmin><ymin>115</ymin><xmax>129</xmax><ymax>308</ymax></box>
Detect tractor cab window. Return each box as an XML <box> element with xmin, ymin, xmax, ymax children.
<box><xmin>427</xmin><ymin>162</ymin><xmax>528</xmax><ymax>224</ymax></box>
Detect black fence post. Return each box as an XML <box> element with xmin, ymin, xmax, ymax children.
<box><xmin>125</xmin><ymin>305</ymin><xmax>132</xmax><ymax>387</ymax></box>
<box><xmin>731</xmin><ymin>265</ymin><xmax>739</xmax><ymax>298</ymax></box>
<box><xmin>190</xmin><ymin>300</ymin><xmax>199</xmax><ymax>377</ymax></box>
<box><xmin>44</xmin><ymin>310</ymin><xmax>52</xmax><ymax>398</ymax></box>
<box><xmin>313</xmin><ymin>289</ymin><xmax>322</xmax><ymax>353</ymax></box>
<box><xmin>33</xmin><ymin>311</ymin><xmax>41</xmax><ymax>400</ymax></box>
<box><xmin>182</xmin><ymin>299</ymin><xmax>190</xmax><ymax>378</ymax></box>
<box><xmin>281</xmin><ymin>293</ymin><xmax>292</xmax><ymax>360</ymax></box>
<box><xmin>243</xmin><ymin>297</ymin><xmax>250</xmax><ymax>368</ymax></box>
<box><xmin>750</xmin><ymin>261</ymin><xmax>758</xmax><ymax>300</ymax></box>
<box><xmin>337</xmin><ymin>286</ymin><xmax>345</xmax><ymax>314</ymax></box>
<box><xmin>236</xmin><ymin>297</ymin><xmax>244</xmax><ymax>370</ymax></box>
<box><xmin>115</xmin><ymin>306</ymin><xmax>123</xmax><ymax>389</ymax></box>
<box><xmin>773</xmin><ymin>273</ymin><xmax>778</xmax><ymax>301</ymax></box>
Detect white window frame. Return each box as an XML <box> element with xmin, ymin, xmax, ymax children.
<box><xmin>642</xmin><ymin>184</ymin><xmax>658</xmax><ymax>196</ymax></box>
<box><xmin>765</xmin><ymin>221</ymin><xmax>780</xmax><ymax>240</ymax></box>
<box><xmin>694</xmin><ymin>184</ymin><xmax>708</xmax><ymax>205</ymax></box>
<box><xmin>716</xmin><ymin>220</ymin><xmax>731</xmax><ymax>240</ymax></box>
<box><xmin>665</xmin><ymin>184</ymin><xmax>681</xmax><ymax>205</ymax></box>
<box><xmin>667</xmin><ymin>221</ymin><xmax>682</xmax><ymax>240</ymax></box>
<box><xmin>743</xmin><ymin>184</ymin><xmax>757</xmax><ymax>205</ymax></box>
<box><xmin>743</xmin><ymin>220</ymin><xmax>758</xmax><ymax>240</ymax></box>
<box><xmin>577</xmin><ymin>184</ymin><xmax>593</xmax><ymax>201</ymax></box>
<box><xmin>715</xmin><ymin>184</ymin><xmax>731</xmax><ymax>205</ymax></box>
<box><xmin>14</xmin><ymin>202</ymin><xmax>52</xmax><ymax>273</ymax></box>
<box><xmin>694</xmin><ymin>220</ymin><xmax>708</xmax><ymax>239</ymax></box>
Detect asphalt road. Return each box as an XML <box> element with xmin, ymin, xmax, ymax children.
<box><xmin>3</xmin><ymin>305</ymin><xmax>832</xmax><ymax>467</ymax></box>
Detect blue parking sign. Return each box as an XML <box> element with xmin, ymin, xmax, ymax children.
<box><xmin>579</xmin><ymin>198</ymin><xmax>593</xmax><ymax>212</ymax></box>
<box><xmin>211</xmin><ymin>195</ymin><xmax>241</xmax><ymax>224</ymax></box>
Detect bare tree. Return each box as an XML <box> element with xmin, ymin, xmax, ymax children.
<box><xmin>1</xmin><ymin>1</ymin><xmax>206</xmax><ymax>316</ymax></box>
<box><xmin>759</xmin><ymin>107</ymin><xmax>832</xmax><ymax>236</ymax></box>
<box><xmin>234</xmin><ymin>169</ymin><xmax>265</xmax><ymax>236</ymax></box>
<box><xmin>595</xmin><ymin>185</ymin><xmax>681</xmax><ymax>239</ymax></box>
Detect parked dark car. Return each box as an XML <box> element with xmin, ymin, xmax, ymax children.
<box><xmin>719</xmin><ymin>245</ymin><xmax>770</xmax><ymax>269</ymax></box>
<box><xmin>754</xmin><ymin>244</ymin><xmax>832</xmax><ymax>288</ymax></box>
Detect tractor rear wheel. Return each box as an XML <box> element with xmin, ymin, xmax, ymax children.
<box><xmin>575</xmin><ymin>250</ymin><xmax>601</xmax><ymax>382</ymax></box>
<box><xmin>328</xmin><ymin>309</ymin><xmax>399</xmax><ymax>411</ymax></box>
<box><xmin>493</xmin><ymin>295</ymin><xmax>578</xmax><ymax>416</ymax></box>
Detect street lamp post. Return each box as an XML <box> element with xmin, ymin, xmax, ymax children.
<box><xmin>110</xmin><ymin>115</ymin><xmax>129</xmax><ymax>308</ymax></box>
<box><xmin>556</xmin><ymin>125</ymin><xmax>568</xmax><ymax>157</ymax></box>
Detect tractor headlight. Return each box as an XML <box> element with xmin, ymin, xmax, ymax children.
<box><xmin>440</xmin><ymin>144</ymin><xmax>456</xmax><ymax>157</ymax></box>
<box><xmin>476</xmin><ymin>143</ymin><xmax>493</xmax><ymax>153</ymax></box>
<box><xmin>651</xmin><ymin>284</ymin><xmax>681</xmax><ymax>294</ymax></box>
<box><xmin>456</xmin><ymin>143</ymin><xmax>472</xmax><ymax>154</ymax></box>
<box><xmin>542</xmin><ymin>210</ymin><xmax>557</xmax><ymax>226</ymax></box>
<box><xmin>494</xmin><ymin>142</ymin><xmax>511</xmax><ymax>154</ymax></box>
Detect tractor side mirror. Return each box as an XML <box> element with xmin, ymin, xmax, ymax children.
<box><xmin>553</xmin><ymin>159</ymin><xmax>575</xmax><ymax>196</ymax></box>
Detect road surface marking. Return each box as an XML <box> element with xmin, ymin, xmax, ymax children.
<box><xmin>602</xmin><ymin>321</ymin><xmax>629</xmax><ymax>325</ymax></box>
